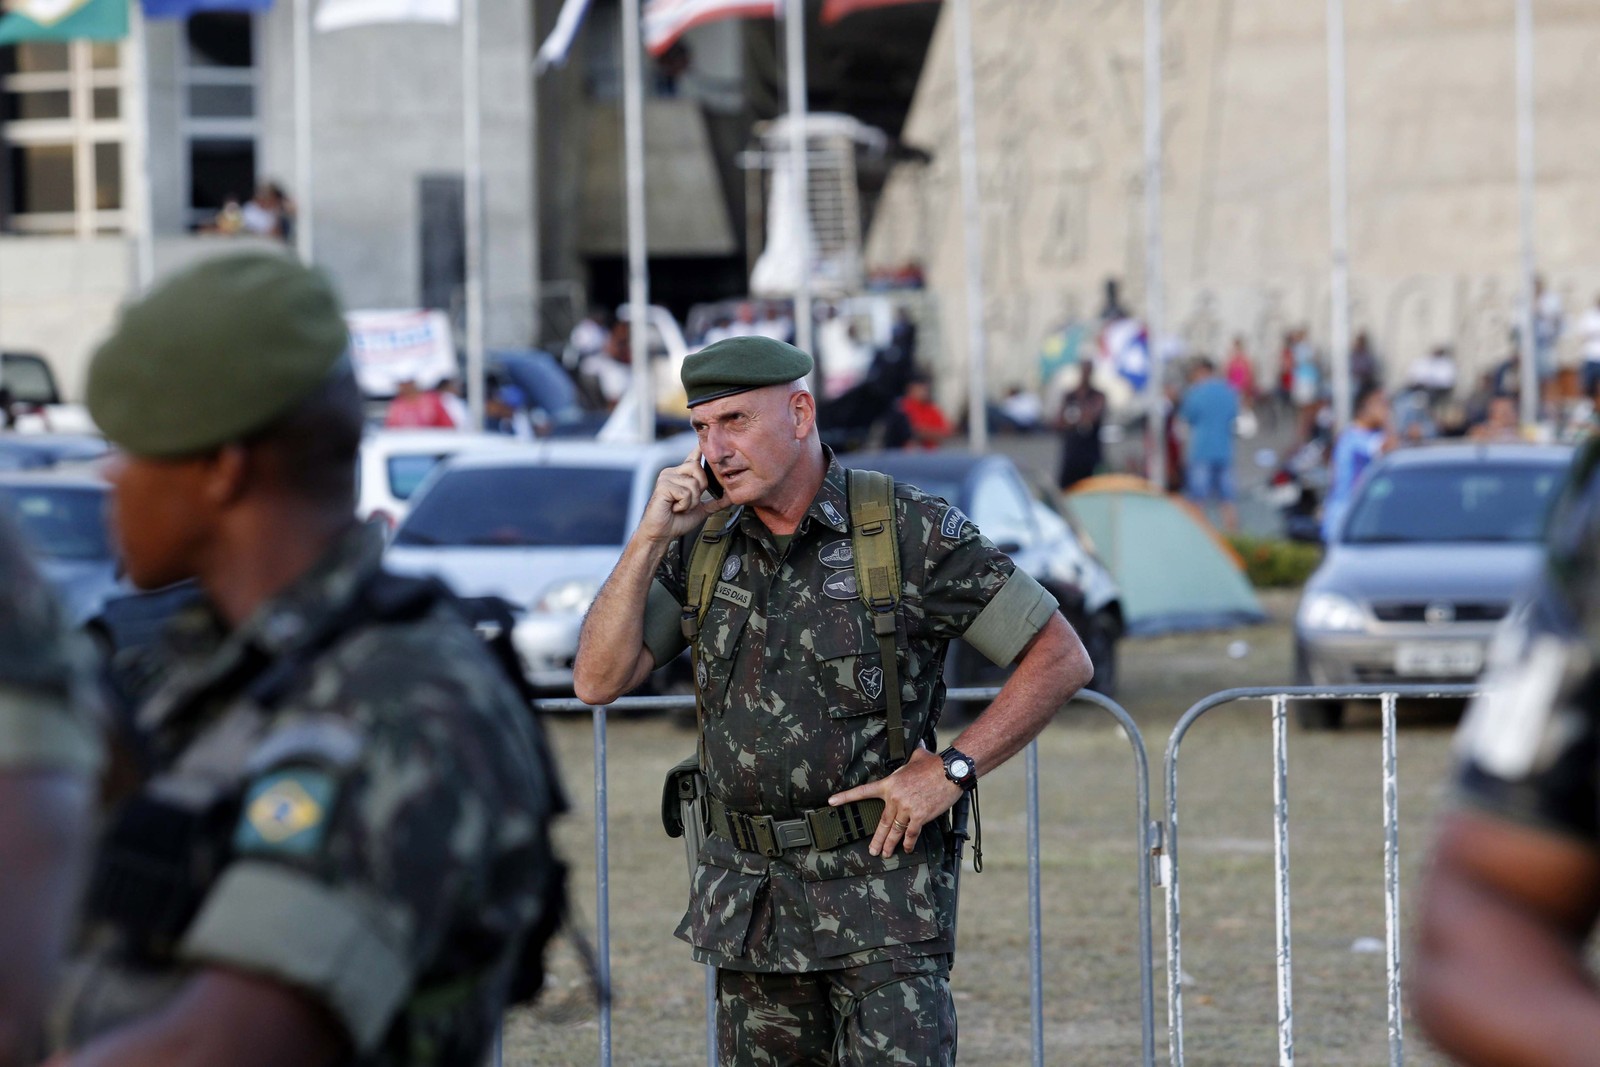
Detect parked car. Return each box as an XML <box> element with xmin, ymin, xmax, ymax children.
<box><xmin>846</xmin><ymin>449</ymin><xmax>1124</xmax><ymax>702</ymax></box>
<box><xmin>384</xmin><ymin>436</ymin><xmax>696</xmax><ymax>695</ymax></box>
<box><xmin>0</xmin><ymin>432</ymin><xmax>110</xmax><ymax>471</ymax></box>
<box><xmin>1294</xmin><ymin>442</ymin><xmax>1574</xmax><ymax>729</ymax></box>
<box><xmin>0</xmin><ymin>469</ymin><xmax>118</xmax><ymax>624</ymax></box>
<box><xmin>356</xmin><ymin>429</ymin><xmax>526</xmax><ymax>528</ymax></box>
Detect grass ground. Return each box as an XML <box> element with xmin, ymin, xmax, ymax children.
<box><xmin>508</xmin><ymin>589</ymin><xmax>1464</xmax><ymax>1065</ymax></box>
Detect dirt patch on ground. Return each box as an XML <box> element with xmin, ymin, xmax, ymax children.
<box><xmin>511</xmin><ymin>588</ymin><xmax>1463</xmax><ymax>1065</ymax></box>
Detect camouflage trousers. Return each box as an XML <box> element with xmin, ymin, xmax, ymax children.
<box><xmin>716</xmin><ymin>956</ymin><xmax>956</xmax><ymax>1066</ymax></box>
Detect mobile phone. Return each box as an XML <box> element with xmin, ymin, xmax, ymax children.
<box><xmin>700</xmin><ymin>457</ymin><xmax>725</xmax><ymax>499</ymax></box>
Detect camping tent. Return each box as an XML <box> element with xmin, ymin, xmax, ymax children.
<box><xmin>1067</xmin><ymin>476</ymin><xmax>1266</xmax><ymax>635</ymax></box>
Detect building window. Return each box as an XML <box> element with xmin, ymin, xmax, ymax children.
<box><xmin>182</xmin><ymin>12</ymin><xmax>258</xmax><ymax>229</ymax></box>
<box><xmin>0</xmin><ymin>42</ymin><xmax>125</xmax><ymax>235</ymax></box>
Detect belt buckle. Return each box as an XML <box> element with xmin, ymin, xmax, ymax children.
<box><xmin>773</xmin><ymin>818</ymin><xmax>813</xmax><ymax>853</ymax></box>
<box><xmin>749</xmin><ymin>816</ymin><xmax>783</xmax><ymax>858</ymax></box>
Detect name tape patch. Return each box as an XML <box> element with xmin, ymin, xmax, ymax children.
<box><xmin>714</xmin><ymin>582</ymin><xmax>753</xmax><ymax>609</ymax></box>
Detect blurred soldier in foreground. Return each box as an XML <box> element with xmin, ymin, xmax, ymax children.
<box><xmin>43</xmin><ymin>252</ymin><xmax>555</xmax><ymax>1067</ymax></box>
<box><xmin>0</xmin><ymin>516</ymin><xmax>98</xmax><ymax>1066</ymax></box>
<box><xmin>1413</xmin><ymin>440</ymin><xmax>1600</xmax><ymax>1063</ymax></box>
<box><xmin>574</xmin><ymin>336</ymin><xmax>1091</xmax><ymax>1064</ymax></box>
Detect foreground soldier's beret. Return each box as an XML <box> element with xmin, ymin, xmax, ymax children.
<box><xmin>87</xmin><ymin>251</ymin><xmax>349</xmax><ymax>457</ymax></box>
<box><xmin>681</xmin><ymin>335</ymin><xmax>814</xmax><ymax>408</ymax></box>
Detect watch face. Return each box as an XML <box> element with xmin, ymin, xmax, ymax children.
<box><xmin>950</xmin><ymin>758</ymin><xmax>972</xmax><ymax>779</ymax></box>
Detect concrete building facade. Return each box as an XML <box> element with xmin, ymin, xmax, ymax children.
<box><xmin>868</xmin><ymin>0</ymin><xmax>1600</xmax><ymax>410</ymax></box>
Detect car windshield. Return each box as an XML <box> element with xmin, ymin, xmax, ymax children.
<box><xmin>0</xmin><ymin>485</ymin><xmax>111</xmax><ymax>561</ymax></box>
<box><xmin>387</xmin><ymin>453</ymin><xmax>452</xmax><ymax>502</ymax></box>
<box><xmin>1343</xmin><ymin>462</ymin><xmax>1565</xmax><ymax>545</ymax></box>
<box><xmin>394</xmin><ymin>466</ymin><xmax>633</xmax><ymax>547</ymax></box>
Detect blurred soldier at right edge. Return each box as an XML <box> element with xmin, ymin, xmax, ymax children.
<box><xmin>0</xmin><ymin>514</ymin><xmax>99</xmax><ymax>1066</ymax></box>
<box><xmin>1414</xmin><ymin>438</ymin><xmax>1600</xmax><ymax>1063</ymax></box>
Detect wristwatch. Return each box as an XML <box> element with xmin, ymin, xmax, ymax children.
<box><xmin>939</xmin><ymin>746</ymin><xmax>978</xmax><ymax>792</ymax></box>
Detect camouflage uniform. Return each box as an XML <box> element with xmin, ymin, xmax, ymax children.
<box><xmin>644</xmin><ymin>452</ymin><xmax>1059</xmax><ymax>1064</ymax></box>
<box><xmin>1455</xmin><ymin>441</ymin><xmax>1600</xmax><ymax>849</ymax></box>
<box><xmin>0</xmin><ymin>513</ymin><xmax>100</xmax><ymax>777</ymax></box>
<box><xmin>53</xmin><ymin>524</ymin><xmax>553</xmax><ymax>1066</ymax></box>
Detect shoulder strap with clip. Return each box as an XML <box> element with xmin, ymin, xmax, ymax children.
<box><xmin>847</xmin><ymin>468</ymin><xmax>906</xmax><ymax>765</ymax></box>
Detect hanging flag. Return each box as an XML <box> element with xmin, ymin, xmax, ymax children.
<box><xmin>142</xmin><ymin>0</ymin><xmax>272</xmax><ymax>18</ymax></box>
<box><xmin>820</xmin><ymin>0</ymin><xmax>934</xmax><ymax>25</ymax></box>
<box><xmin>314</xmin><ymin>0</ymin><xmax>454</xmax><ymax>32</ymax></box>
<box><xmin>0</xmin><ymin>0</ymin><xmax>127</xmax><ymax>43</ymax></box>
<box><xmin>534</xmin><ymin>0</ymin><xmax>592</xmax><ymax>73</ymax></box>
<box><xmin>642</xmin><ymin>0</ymin><xmax>774</xmax><ymax>58</ymax></box>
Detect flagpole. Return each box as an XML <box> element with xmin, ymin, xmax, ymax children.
<box><xmin>784</xmin><ymin>0</ymin><xmax>812</xmax><ymax>357</ymax></box>
<box><xmin>1143</xmin><ymin>0</ymin><xmax>1165</xmax><ymax>489</ymax></box>
<box><xmin>1327</xmin><ymin>0</ymin><xmax>1351</xmax><ymax>433</ymax></box>
<box><xmin>462</xmin><ymin>0</ymin><xmax>486</xmax><ymax>429</ymax></box>
<box><xmin>293</xmin><ymin>0</ymin><xmax>314</xmax><ymax>262</ymax></box>
<box><xmin>127</xmin><ymin>1</ymin><xmax>155</xmax><ymax>292</ymax></box>
<box><xmin>1515</xmin><ymin>0</ymin><xmax>1538</xmax><ymax>428</ymax></box>
<box><xmin>953</xmin><ymin>0</ymin><xmax>987</xmax><ymax>451</ymax></box>
<box><xmin>622</xmin><ymin>0</ymin><xmax>652</xmax><ymax>443</ymax></box>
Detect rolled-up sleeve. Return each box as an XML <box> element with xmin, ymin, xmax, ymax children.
<box><xmin>179</xmin><ymin>861</ymin><xmax>413</xmax><ymax>1052</ymax></box>
<box><xmin>0</xmin><ymin>684</ymin><xmax>102</xmax><ymax>775</ymax></box>
<box><xmin>962</xmin><ymin>569</ymin><xmax>1058</xmax><ymax>667</ymax></box>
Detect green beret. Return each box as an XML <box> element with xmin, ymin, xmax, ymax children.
<box><xmin>88</xmin><ymin>251</ymin><xmax>349</xmax><ymax>457</ymax></box>
<box><xmin>681</xmin><ymin>335</ymin><xmax>813</xmax><ymax>408</ymax></box>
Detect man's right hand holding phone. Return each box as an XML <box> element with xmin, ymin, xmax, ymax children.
<box><xmin>639</xmin><ymin>448</ymin><xmax>733</xmax><ymax>545</ymax></box>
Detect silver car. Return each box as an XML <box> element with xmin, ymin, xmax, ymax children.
<box><xmin>384</xmin><ymin>435</ymin><xmax>696</xmax><ymax>694</ymax></box>
<box><xmin>1293</xmin><ymin>442</ymin><xmax>1573</xmax><ymax>729</ymax></box>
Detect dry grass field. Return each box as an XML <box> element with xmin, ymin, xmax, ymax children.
<box><xmin>508</xmin><ymin>590</ymin><xmax>1466</xmax><ymax>1065</ymax></box>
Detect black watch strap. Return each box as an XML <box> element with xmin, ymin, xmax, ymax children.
<box><xmin>940</xmin><ymin>746</ymin><xmax>978</xmax><ymax>792</ymax></box>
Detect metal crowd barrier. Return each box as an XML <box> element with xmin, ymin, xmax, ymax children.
<box><xmin>1161</xmin><ymin>684</ymin><xmax>1480</xmax><ymax>1067</ymax></box>
<box><xmin>531</xmin><ymin>686</ymin><xmax>1160</xmax><ymax>1067</ymax></box>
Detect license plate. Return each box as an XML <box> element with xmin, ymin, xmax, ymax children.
<box><xmin>1395</xmin><ymin>641</ymin><xmax>1482</xmax><ymax>677</ymax></box>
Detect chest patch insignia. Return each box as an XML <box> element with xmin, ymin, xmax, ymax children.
<box><xmin>714</xmin><ymin>581</ymin><xmax>752</xmax><ymax>609</ymax></box>
<box><xmin>823</xmin><ymin>570</ymin><xmax>858</xmax><ymax>600</ymax></box>
<box><xmin>820</xmin><ymin>500</ymin><xmax>845</xmax><ymax>527</ymax></box>
<box><xmin>819</xmin><ymin>539</ymin><xmax>853</xmax><ymax>568</ymax></box>
<box><xmin>941</xmin><ymin>506</ymin><xmax>972</xmax><ymax>540</ymax></box>
<box><xmin>721</xmin><ymin>555</ymin><xmax>742</xmax><ymax>581</ymax></box>
<box><xmin>235</xmin><ymin>770</ymin><xmax>336</xmax><ymax>856</ymax></box>
<box><xmin>858</xmin><ymin>665</ymin><xmax>884</xmax><ymax>701</ymax></box>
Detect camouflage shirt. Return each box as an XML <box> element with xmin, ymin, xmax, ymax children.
<box><xmin>1455</xmin><ymin>441</ymin><xmax>1600</xmax><ymax>842</ymax></box>
<box><xmin>0</xmin><ymin>513</ymin><xmax>101</xmax><ymax>776</ymax></box>
<box><xmin>642</xmin><ymin>452</ymin><xmax>1058</xmax><ymax>972</ymax></box>
<box><xmin>54</xmin><ymin>524</ymin><xmax>553</xmax><ymax>1065</ymax></box>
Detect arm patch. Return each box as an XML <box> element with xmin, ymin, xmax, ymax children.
<box><xmin>941</xmin><ymin>506</ymin><xmax>972</xmax><ymax>540</ymax></box>
<box><xmin>234</xmin><ymin>768</ymin><xmax>338</xmax><ymax>857</ymax></box>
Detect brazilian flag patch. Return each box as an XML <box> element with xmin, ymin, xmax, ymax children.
<box><xmin>234</xmin><ymin>769</ymin><xmax>336</xmax><ymax>857</ymax></box>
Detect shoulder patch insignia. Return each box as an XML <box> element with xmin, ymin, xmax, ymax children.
<box><xmin>819</xmin><ymin>539</ymin><xmax>853</xmax><ymax>568</ymax></box>
<box><xmin>820</xmin><ymin>500</ymin><xmax>845</xmax><ymax>527</ymax></box>
<box><xmin>823</xmin><ymin>570</ymin><xmax>859</xmax><ymax>600</ymax></box>
<box><xmin>721</xmin><ymin>554</ymin><xmax>742</xmax><ymax>581</ymax></box>
<box><xmin>714</xmin><ymin>581</ymin><xmax>753</xmax><ymax>609</ymax></box>
<box><xmin>234</xmin><ymin>769</ymin><xmax>336</xmax><ymax>857</ymax></box>
<box><xmin>941</xmin><ymin>506</ymin><xmax>972</xmax><ymax>539</ymax></box>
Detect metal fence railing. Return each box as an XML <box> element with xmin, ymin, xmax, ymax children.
<box><xmin>1160</xmin><ymin>684</ymin><xmax>1480</xmax><ymax>1067</ymax></box>
<box><xmin>522</xmin><ymin>682</ymin><xmax>1481</xmax><ymax>1066</ymax></box>
<box><xmin>530</xmin><ymin>686</ymin><xmax>1159</xmax><ymax>1067</ymax></box>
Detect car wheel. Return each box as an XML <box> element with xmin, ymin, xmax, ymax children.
<box><xmin>1293</xmin><ymin>640</ymin><xmax>1344</xmax><ymax>731</ymax></box>
<box><xmin>1083</xmin><ymin>611</ymin><xmax>1119</xmax><ymax>699</ymax></box>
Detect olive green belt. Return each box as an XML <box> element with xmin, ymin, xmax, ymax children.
<box><xmin>708</xmin><ymin>796</ymin><xmax>885</xmax><ymax>858</ymax></box>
